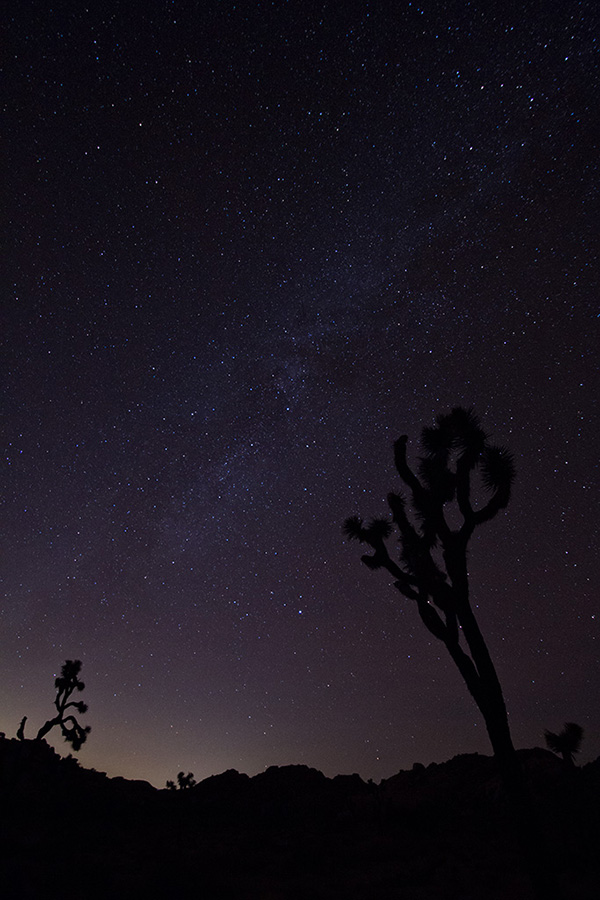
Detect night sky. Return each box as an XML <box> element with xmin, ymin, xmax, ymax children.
<box><xmin>3</xmin><ymin>1</ymin><xmax>598</xmax><ymax>788</ymax></box>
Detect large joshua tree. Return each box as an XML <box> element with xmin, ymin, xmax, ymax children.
<box><xmin>344</xmin><ymin>407</ymin><xmax>521</xmax><ymax>792</ymax></box>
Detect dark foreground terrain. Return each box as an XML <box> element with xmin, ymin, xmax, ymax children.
<box><xmin>1</xmin><ymin>737</ymin><xmax>599</xmax><ymax>899</ymax></box>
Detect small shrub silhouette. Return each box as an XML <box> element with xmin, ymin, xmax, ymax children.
<box><xmin>166</xmin><ymin>771</ymin><xmax>196</xmax><ymax>790</ymax></box>
<box><xmin>544</xmin><ymin>723</ymin><xmax>584</xmax><ymax>767</ymax></box>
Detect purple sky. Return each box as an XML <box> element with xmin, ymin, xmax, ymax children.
<box><xmin>3</xmin><ymin>0</ymin><xmax>598</xmax><ymax>786</ymax></box>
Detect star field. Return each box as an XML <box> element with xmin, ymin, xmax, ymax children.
<box><xmin>2</xmin><ymin>1</ymin><xmax>599</xmax><ymax>786</ymax></box>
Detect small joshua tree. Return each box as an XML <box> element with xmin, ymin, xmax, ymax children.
<box><xmin>544</xmin><ymin>722</ymin><xmax>584</xmax><ymax>767</ymax></box>
<box><xmin>166</xmin><ymin>771</ymin><xmax>196</xmax><ymax>790</ymax></box>
<box><xmin>35</xmin><ymin>660</ymin><xmax>91</xmax><ymax>751</ymax></box>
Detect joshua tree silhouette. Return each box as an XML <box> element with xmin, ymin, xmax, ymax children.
<box><xmin>344</xmin><ymin>407</ymin><xmax>519</xmax><ymax>785</ymax></box>
<box><xmin>544</xmin><ymin>722</ymin><xmax>584</xmax><ymax>767</ymax></box>
<box><xmin>166</xmin><ymin>771</ymin><xmax>196</xmax><ymax>790</ymax></box>
<box><xmin>344</xmin><ymin>407</ymin><xmax>565</xmax><ymax>899</ymax></box>
<box><xmin>344</xmin><ymin>408</ymin><xmax>564</xmax><ymax>899</ymax></box>
<box><xmin>35</xmin><ymin>659</ymin><xmax>91</xmax><ymax>751</ymax></box>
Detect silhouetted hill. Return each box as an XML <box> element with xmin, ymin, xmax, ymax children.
<box><xmin>1</xmin><ymin>737</ymin><xmax>599</xmax><ymax>899</ymax></box>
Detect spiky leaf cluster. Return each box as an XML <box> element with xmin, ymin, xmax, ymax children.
<box><xmin>61</xmin><ymin>720</ymin><xmax>91</xmax><ymax>752</ymax></box>
<box><xmin>55</xmin><ymin>660</ymin><xmax>85</xmax><ymax>696</ymax></box>
<box><xmin>480</xmin><ymin>445</ymin><xmax>515</xmax><ymax>500</ymax></box>
<box><xmin>415</xmin><ymin>408</ymin><xmax>515</xmax><ymax>533</ymax></box>
<box><xmin>342</xmin><ymin>516</ymin><xmax>393</xmax><ymax>543</ymax></box>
